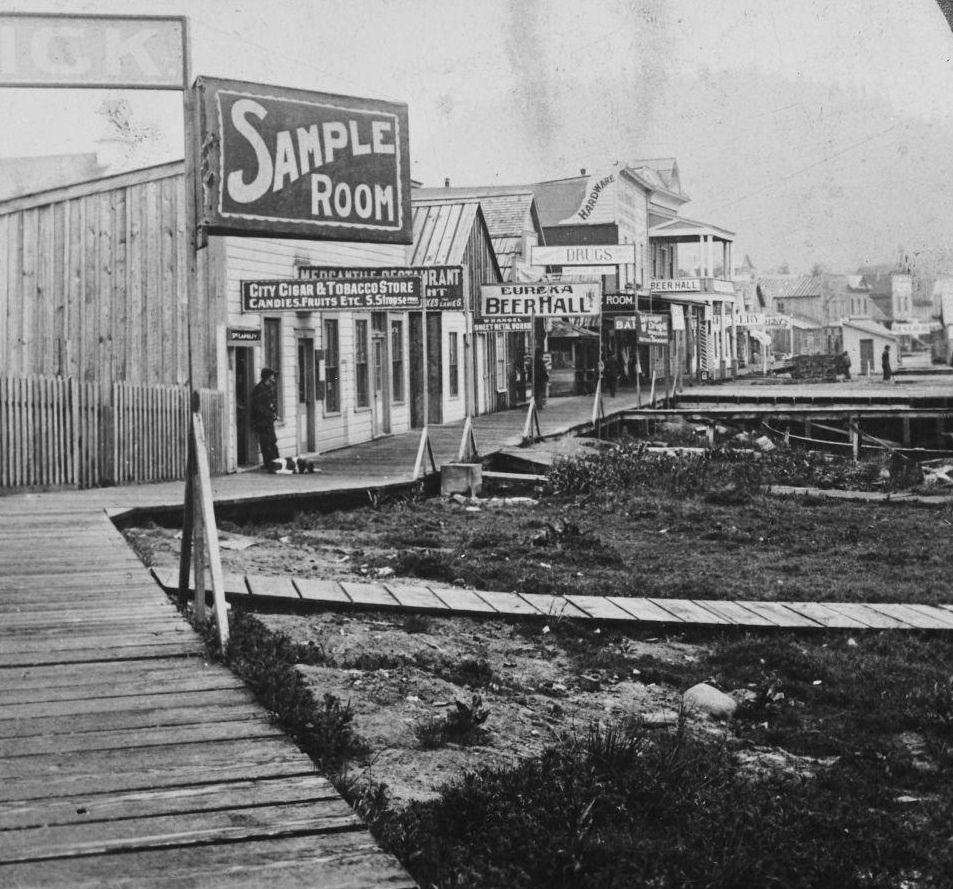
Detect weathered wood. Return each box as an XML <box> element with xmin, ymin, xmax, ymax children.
<box><xmin>608</xmin><ymin>597</ymin><xmax>686</xmax><ymax>623</ymax></box>
<box><xmin>783</xmin><ymin>601</ymin><xmax>870</xmax><ymax>629</ymax></box>
<box><xmin>737</xmin><ymin>601</ymin><xmax>825</xmax><ymax>628</ymax></box>
<box><xmin>862</xmin><ymin>602</ymin><xmax>949</xmax><ymax>630</ymax></box>
<box><xmin>383</xmin><ymin>583</ymin><xmax>451</xmax><ymax>611</ymax></box>
<box><xmin>427</xmin><ymin>586</ymin><xmax>499</xmax><ymax>614</ymax></box>
<box><xmin>814</xmin><ymin>602</ymin><xmax>911</xmax><ymax>629</ymax></box>
<box><xmin>0</xmin><ymin>674</ymin><xmax>245</xmax><ymax>707</ymax></box>
<box><xmin>0</xmin><ymin>832</ymin><xmax>417</xmax><ymax>889</ymax></box>
<box><xmin>293</xmin><ymin>576</ymin><xmax>350</xmax><ymax>603</ymax></box>
<box><xmin>689</xmin><ymin>599</ymin><xmax>777</xmax><ymax>627</ymax></box>
<box><xmin>473</xmin><ymin>590</ymin><xmax>543</xmax><ymax>616</ymax></box>
<box><xmin>246</xmin><ymin>574</ymin><xmax>301</xmax><ymax>600</ymax></box>
<box><xmin>565</xmin><ymin>595</ymin><xmax>638</xmax><ymax>621</ymax></box>
<box><xmin>339</xmin><ymin>580</ymin><xmax>400</xmax><ymax>608</ymax></box>
<box><xmin>517</xmin><ymin>593</ymin><xmax>591</xmax><ymax>620</ymax></box>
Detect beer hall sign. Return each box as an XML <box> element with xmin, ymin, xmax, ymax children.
<box><xmin>242</xmin><ymin>277</ymin><xmax>422</xmax><ymax>312</ymax></box>
<box><xmin>479</xmin><ymin>282</ymin><xmax>600</xmax><ymax>318</ymax></box>
<box><xmin>197</xmin><ymin>77</ymin><xmax>412</xmax><ymax>243</ymax></box>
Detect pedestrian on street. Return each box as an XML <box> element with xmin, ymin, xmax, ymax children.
<box><xmin>533</xmin><ymin>349</ymin><xmax>549</xmax><ymax>410</ymax></box>
<box><xmin>840</xmin><ymin>350</ymin><xmax>852</xmax><ymax>381</ymax></box>
<box><xmin>881</xmin><ymin>345</ymin><xmax>893</xmax><ymax>382</ymax></box>
<box><xmin>603</xmin><ymin>351</ymin><xmax>621</xmax><ymax>397</ymax></box>
<box><xmin>251</xmin><ymin>368</ymin><xmax>280</xmax><ymax>471</ymax></box>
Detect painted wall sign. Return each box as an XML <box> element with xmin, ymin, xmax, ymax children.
<box><xmin>558</xmin><ymin>170</ymin><xmax>616</xmax><ymax>224</ymax></box>
<box><xmin>736</xmin><ymin>312</ymin><xmax>765</xmax><ymax>327</ymax></box>
<box><xmin>0</xmin><ymin>14</ymin><xmax>185</xmax><ymax>89</ymax></box>
<box><xmin>197</xmin><ymin>76</ymin><xmax>412</xmax><ymax>243</ymax></box>
<box><xmin>602</xmin><ymin>291</ymin><xmax>637</xmax><ymax>312</ymax></box>
<box><xmin>670</xmin><ymin>305</ymin><xmax>685</xmax><ymax>331</ymax></box>
<box><xmin>891</xmin><ymin>321</ymin><xmax>936</xmax><ymax>335</ymax></box>
<box><xmin>299</xmin><ymin>265</ymin><xmax>463</xmax><ymax>310</ymax></box>
<box><xmin>763</xmin><ymin>314</ymin><xmax>792</xmax><ymax>328</ymax></box>
<box><xmin>227</xmin><ymin>326</ymin><xmax>261</xmax><ymax>344</ymax></box>
<box><xmin>473</xmin><ymin>319</ymin><xmax>532</xmax><ymax>332</ymax></box>
<box><xmin>613</xmin><ymin>317</ymin><xmax>639</xmax><ymax>331</ymax></box>
<box><xmin>641</xmin><ymin>314</ymin><xmax>669</xmax><ymax>343</ymax></box>
<box><xmin>479</xmin><ymin>282</ymin><xmax>600</xmax><ymax>318</ymax></box>
<box><xmin>650</xmin><ymin>277</ymin><xmax>701</xmax><ymax>293</ymax></box>
<box><xmin>242</xmin><ymin>277</ymin><xmax>422</xmax><ymax>312</ymax></box>
<box><xmin>531</xmin><ymin>244</ymin><xmax>636</xmax><ymax>267</ymax></box>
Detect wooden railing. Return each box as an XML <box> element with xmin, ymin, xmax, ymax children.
<box><xmin>1</xmin><ymin>375</ymin><xmax>225</xmax><ymax>491</ymax></box>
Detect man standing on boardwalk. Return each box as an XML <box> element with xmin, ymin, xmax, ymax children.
<box><xmin>251</xmin><ymin>368</ymin><xmax>280</xmax><ymax>472</ymax></box>
<box><xmin>881</xmin><ymin>346</ymin><xmax>893</xmax><ymax>382</ymax></box>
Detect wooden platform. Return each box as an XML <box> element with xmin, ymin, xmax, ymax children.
<box><xmin>0</xmin><ymin>500</ymin><xmax>414</xmax><ymax>888</ymax></box>
<box><xmin>155</xmin><ymin>570</ymin><xmax>953</xmax><ymax>632</ymax></box>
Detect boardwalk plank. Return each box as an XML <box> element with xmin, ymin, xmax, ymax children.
<box><xmin>0</xmin><ymin>673</ymin><xmax>244</xmax><ymax>706</ymax></box>
<box><xmin>0</xmin><ymin>640</ymin><xmax>204</xmax><ymax>668</ymax></box>
<box><xmin>609</xmin><ymin>597</ymin><xmax>686</xmax><ymax>623</ymax></box>
<box><xmin>647</xmin><ymin>598</ymin><xmax>730</xmax><ymax>624</ymax></box>
<box><xmin>339</xmin><ymin>581</ymin><xmax>400</xmax><ymax>608</ymax></box>
<box><xmin>903</xmin><ymin>603</ymin><xmax>953</xmax><ymax>628</ymax></box>
<box><xmin>863</xmin><ymin>603</ymin><xmax>950</xmax><ymax>630</ymax></box>
<box><xmin>822</xmin><ymin>602</ymin><xmax>916</xmax><ymax>629</ymax></box>
<box><xmin>0</xmin><ymin>832</ymin><xmax>416</xmax><ymax>889</ymax></box>
<box><xmin>783</xmin><ymin>601</ymin><xmax>869</xmax><ymax>629</ymax></box>
<box><xmin>427</xmin><ymin>587</ymin><xmax>498</xmax><ymax>614</ymax></box>
<box><xmin>0</xmin><ymin>774</ymin><xmax>338</xmax><ymax>830</ymax></box>
<box><xmin>738</xmin><ymin>601</ymin><xmax>825</xmax><ymax>628</ymax></box>
<box><xmin>384</xmin><ymin>583</ymin><xmax>451</xmax><ymax>611</ymax></box>
<box><xmin>517</xmin><ymin>593</ymin><xmax>591</xmax><ymax>620</ymax></box>
<box><xmin>472</xmin><ymin>590</ymin><xmax>543</xmax><ymax>616</ymax></box>
<box><xmin>294</xmin><ymin>577</ymin><xmax>350</xmax><ymax>604</ymax></box>
<box><xmin>565</xmin><ymin>596</ymin><xmax>637</xmax><ymax>621</ymax></box>
<box><xmin>691</xmin><ymin>599</ymin><xmax>777</xmax><ymax>627</ymax></box>
<box><xmin>245</xmin><ymin>574</ymin><xmax>300</xmax><ymax>600</ymax></box>
<box><xmin>0</xmin><ymin>799</ymin><xmax>360</xmax><ymax>863</ymax></box>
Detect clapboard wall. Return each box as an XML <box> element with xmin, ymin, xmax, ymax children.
<box><xmin>0</xmin><ymin>161</ymin><xmax>218</xmax><ymax>390</ymax></box>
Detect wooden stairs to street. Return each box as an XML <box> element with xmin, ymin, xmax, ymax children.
<box><xmin>0</xmin><ymin>498</ymin><xmax>414</xmax><ymax>888</ymax></box>
<box><xmin>157</xmin><ymin>570</ymin><xmax>953</xmax><ymax>632</ymax></box>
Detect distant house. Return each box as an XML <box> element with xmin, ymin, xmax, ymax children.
<box><xmin>841</xmin><ymin>318</ymin><xmax>898</xmax><ymax>376</ymax></box>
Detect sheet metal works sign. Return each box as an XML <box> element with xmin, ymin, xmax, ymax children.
<box><xmin>198</xmin><ymin>77</ymin><xmax>412</xmax><ymax>243</ymax></box>
<box><xmin>242</xmin><ymin>277</ymin><xmax>422</xmax><ymax>312</ymax></box>
<box><xmin>299</xmin><ymin>265</ymin><xmax>463</xmax><ymax>310</ymax></box>
<box><xmin>0</xmin><ymin>14</ymin><xmax>185</xmax><ymax>88</ymax></box>
<box><xmin>479</xmin><ymin>282</ymin><xmax>600</xmax><ymax>318</ymax></box>
<box><xmin>531</xmin><ymin>244</ymin><xmax>636</xmax><ymax>267</ymax></box>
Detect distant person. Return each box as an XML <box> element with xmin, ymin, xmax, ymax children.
<box><xmin>533</xmin><ymin>349</ymin><xmax>549</xmax><ymax>409</ymax></box>
<box><xmin>840</xmin><ymin>350</ymin><xmax>852</xmax><ymax>381</ymax></box>
<box><xmin>251</xmin><ymin>368</ymin><xmax>280</xmax><ymax>472</ymax></box>
<box><xmin>881</xmin><ymin>345</ymin><xmax>893</xmax><ymax>382</ymax></box>
<box><xmin>602</xmin><ymin>352</ymin><xmax>621</xmax><ymax>397</ymax></box>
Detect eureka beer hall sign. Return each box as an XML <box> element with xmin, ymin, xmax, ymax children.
<box><xmin>197</xmin><ymin>77</ymin><xmax>412</xmax><ymax>243</ymax></box>
<box><xmin>480</xmin><ymin>282</ymin><xmax>600</xmax><ymax>317</ymax></box>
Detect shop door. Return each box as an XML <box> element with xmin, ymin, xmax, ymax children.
<box><xmin>409</xmin><ymin>314</ymin><xmax>443</xmax><ymax>427</ymax></box>
<box><xmin>372</xmin><ymin>331</ymin><xmax>391</xmax><ymax>436</ymax></box>
<box><xmin>860</xmin><ymin>339</ymin><xmax>874</xmax><ymax>375</ymax></box>
<box><xmin>297</xmin><ymin>337</ymin><xmax>316</xmax><ymax>453</ymax></box>
<box><xmin>234</xmin><ymin>347</ymin><xmax>256</xmax><ymax>466</ymax></box>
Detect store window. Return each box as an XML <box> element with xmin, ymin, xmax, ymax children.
<box><xmin>323</xmin><ymin>319</ymin><xmax>340</xmax><ymax>413</ymax></box>
<box><xmin>391</xmin><ymin>320</ymin><xmax>404</xmax><ymax>402</ymax></box>
<box><xmin>448</xmin><ymin>331</ymin><xmax>460</xmax><ymax>397</ymax></box>
<box><xmin>263</xmin><ymin>317</ymin><xmax>282</xmax><ymax>419</ymax></box>
<box><xmin>495</xmin><ymin>332</ymin><xmax>506</xmax><ymax>391</ymax></box>
<box><xmin>355</xmin><ymin>319</ymin><xmax>369</xmax><ymax>408</ymax></box>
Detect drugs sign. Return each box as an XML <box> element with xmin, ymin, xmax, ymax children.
<box><xmin>198</xmin><ymin>77</ymin><xmax>412</xmax><ymax>243</ymax></box>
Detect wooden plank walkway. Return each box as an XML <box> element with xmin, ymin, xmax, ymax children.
<box><xmin>0</xmin><ymin>501</ymin><xmax>415</xmax><ymax>888</ymax></box>
<box><xmin>156</xmin><ymin>570</ymin><xmax>953</xmax><ymax>632</ymax></box>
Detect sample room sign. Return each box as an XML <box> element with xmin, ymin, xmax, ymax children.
<box><xmin>242</xmin><ymin>277</ymin><xmax>422</xmax><ymax>312</ymax></box>
<box><xmin>479</xmin><ymin>282</ymin><xmax>600</xmax><ymax>317</ymax></box>
<box><xmin>299</xmin><ymin>265</ymin><xmax>463</xmax><ymax>310</ymax></box>
<box><xmin>198</xmin><ymin>76</ymin><xmax>412</xmax><ymax>243</ymax></box>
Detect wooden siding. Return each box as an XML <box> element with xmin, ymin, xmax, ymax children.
<box><xmin>0</xmin><ymin>166</ymin><xmax>217</xmax><ymax>390</ymax></box>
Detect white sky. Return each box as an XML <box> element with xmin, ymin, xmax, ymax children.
<box><xmin>1</xmin><ymin>0</ymin><xmax>952</xmax><ymax>273</ymax></box>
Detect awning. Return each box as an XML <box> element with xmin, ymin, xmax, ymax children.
<box><xmin>749</xmin><ymin>330</ymin><xmax>772</xmax><ymax>346</ymax></box>
<box><xmin>548</xmin><ymin>318</ymin><xmax>599</xmax><ymax>339</ymax></box>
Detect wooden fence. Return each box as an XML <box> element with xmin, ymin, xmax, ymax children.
<box><xmin>1</xmin><ymin>375</ymin><xmax>226</xmax><ymax>491</ymax></box>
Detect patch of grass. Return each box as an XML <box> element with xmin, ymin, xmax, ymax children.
<box><xmin>365</xmin><ymin>713</ymin><xmax>946</xmax><ymax>888</ymax></box>
<box><xmin>414</xmin><ymin>653</ymin><xmax>498</xmax><ymax>689</ymax></box>
<box><xmin>414</xmin><ymin>695</ymin><xmax>491</xmax><ymax>749</ymax></box>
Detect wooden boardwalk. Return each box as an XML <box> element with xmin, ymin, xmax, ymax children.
<box><xmin>155</xmin><ymin>570</ymin><xmax>953</xmax><ymax>632</ymax></box>
<box><xmin>0</xmin><ymin>500</ymin><xmax>414</xmax><ymax>888</ymax></box>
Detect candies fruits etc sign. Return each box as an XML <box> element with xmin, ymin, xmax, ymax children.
<box><xmin>242</xmin><ymin>277</ymin><xmax>422</xmax><ymax>312</ymax></box>
<box><xmin>197</xmin><ymin>77</ymin><xmax>412</xmax><ymax>243</ymax></box>
<box><xmin>299</xmin><ymin>265</ymin><xmax>463</xmax><ymax>310</ymax></box>
<box><xmin>479</xmin><ymin>282</ymin><xmax>601</xmax><ymax>317</ymax></box>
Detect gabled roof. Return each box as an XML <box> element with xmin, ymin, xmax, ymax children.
<box><xmin>757</xmin><ymin>275</ymin><xmax>823</xmax><ymax>299</ymax></box>
<box><xmin>409</xmin><ymin>197</ymin><xmax>502</xmax><ymax>279</ymax></box>
<box><xmin>412</xmin><ymin>186</ymin><xmax>543</xmax><ymax>240</ymax></box>
<box><xmin>529</xmin><ymin>175</ymin><xmax>593</xmax><ymax>227</ymax></box>
<box><xmin>0</xmin><ymin>153</ymin><xmax>108</xmax><ymax>202</ymax></box>
<box><xmin>650</xmin><ymin>216</ymin><xmax>735</xmax><ymax>241</ymax></box>
<box><xmin>843</xmin><ymin>318</ymin><xmax>898</xmax><ymax>340</ymax></box>
<box><xmin>625</xmin><ymin>157</ymin><xmax>687</xmax><ymax>200</ymax></box>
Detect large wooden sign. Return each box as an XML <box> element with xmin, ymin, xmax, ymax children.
<box><xmin>299</xmin><ymin>265</ymin><xmax>463</xmax><ymax>310</ymax></box>
<box><xmin>602</xmin><ymin>291</ymin><xmax>637</xmax><ymax>312</ymax></box>
<box><xmin>0</xmin><ymin>13</ymin><xmax>185</xmax><ymax>89</ymax></box>
<box><xmin>197</xmin><ymin>77</ymin><xmax>412</xmax><ymax>243</ymax></box>
<box><xmin>480</xmin><ymin>282</ymin><xmax>600</xmax><ymax>318</ymax></box>
<box><xmin>242</xmin><ymin>277</ymin><xmax>422</xmax><ymax>312</ymax></box>
<box><xmin>531</xmin><ymin>244</ymin><xmax>636</xmax><ymax>267</ymax></box>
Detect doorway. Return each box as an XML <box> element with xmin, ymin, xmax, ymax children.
<box><xmin>860</xmin><ymin>339</ymin><xmax>874</xmax><ymax>376</ymax></box>
<box><xmin>234</xmin><ymin>347</ymin><xmax>256</xmax><ymax>466</ymax></box>
<box><xmin>297</xmin><ymin>336</ymin><xmax>316</xmax><ymax>453</ymax></box>
<box><xmin>371</xmin><ymin>330</ymin><xmax>390</xmax><ymax>436</ymax></box>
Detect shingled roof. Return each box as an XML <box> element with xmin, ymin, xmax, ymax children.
<box><xmin>757</xmin><ymin>275</ymin><xmax>824</xmax><ymax>299</ymax></box>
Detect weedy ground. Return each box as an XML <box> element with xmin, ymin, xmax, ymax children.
<box><xmin>125</xmin><ymin>442</ymin><xmax>953</xmax><ymax>888</ymax></box>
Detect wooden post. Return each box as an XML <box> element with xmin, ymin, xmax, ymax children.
<box><xmin>177</xmin><ymin>428</ymin><xmax>195</xmax><ymax>604</ymax></box>
<box><xmin>850</xmin><ymin>416</ymin><xmax>860</xmax><ymax>462</ymax></box>
<box><xmin>901</xmin><ymin>416</ymin><xmax>912</xmax><ymax>448</ymax></box>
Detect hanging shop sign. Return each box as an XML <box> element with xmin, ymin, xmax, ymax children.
<box><xmin>613</xmin><ymin>317</ymin><xmax>638</xmax><ymax>331</ymax></box>
<box><xmin>650</xmin><ymin>278</ymin><xmax>701</xmax><ymax>293</ymax></box>
<box><xmin>641</xmin><ymin>313</ymin><xmax>669</xmax><ymax>343</ymax></box>
<box><xmin>197</xmin><ymin>76</ymin><xmax>412</xmax><ymax>243</ymax></box>
<box><xmin>530</xmin><ymin>244</ymin><xmax>636</xmax><ymax>267</ymax></box>
<box><xmin>736</xmin><ymin>312</ymin><xmax>765</xmax><ymax>327</ymax></box>
<box><xmin>0</xmin><ymin>13</ymin><xmax>186</xmax><ymax>89</ymax></box>
<box><xmin>479</xmin><ymin>282</ymin><xmax>600</xmax><ymax>318</ymax></box>
<box><xmin>473</xmin><ymin>319</ymin><xmax>533</xmax><ymax>333</ymax></box>
<box><xmin>764</xmin><ymin>314</ymin><xmax>792</xmax><ymax>328</ymax></box>
<box><xmin>670</xmin><ymin>305</ymin><xmax>685</xmax><ymax>331</ymax></box>
<box><xmin>891</xmin><ymin>321</ymin><xmax>936</xmax><ymax>335</ymax></box>
<box><xmin>602</xmin><ymin>291</ymin><xmax>637</xmax><ymax>313</ymax></box>
<box><xmin>227</xmin><ymin>326</ymin><xmax>261</xmax><ymax>345</ymax></box>
<box><xmin>299</xmin><ymin>265</ymin><xmax>463</xmax><ymax>310</ymax></box>
<box><xmin>241</xmin><ymin>276</ymin><xmax>422</xmax><ymax>312</ymax></box>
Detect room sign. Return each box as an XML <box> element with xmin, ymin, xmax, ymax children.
<box><xmin>198</xmin><ymin>76</ymin><xmax>412</xmax><ymax>243</ymax></box>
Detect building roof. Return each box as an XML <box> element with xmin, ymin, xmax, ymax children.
<box><xmin>842</xmin><ymin>318</ymin><xmax>898</xmax><ymax>340</ymax></box>
<box><xmin>649</xmin><ymin>216</ymin><xmax>735</xmax><ymax>241</ymax></box>
<box><xmin>0</xmin><ymin>153</ymin><xmax>109</xmax><ymax>202</ymax></box>
<box><xmin>530</xmin><ymin>175</ymin><xmax>593</xmax><ymax>227</ymax></box>
<box><xmin>757</xmin><ymin>275</ymin><xmax>823</xmax><ymax>299</ymax></box>
<box><xmin>409</xmin><ymin>197</ymin><xmax>502</xmax><ymax>279</ymax></box>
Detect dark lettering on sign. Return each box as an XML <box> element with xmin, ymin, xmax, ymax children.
<box><xmin>241</xmin><ymin>277</ymin><xmax>422</xmax><ymax>311</ymax></box>
<box><xmin>299</xmin><ymin>265</ymin><xmax>464</xmax><ymax>309</ymax></box>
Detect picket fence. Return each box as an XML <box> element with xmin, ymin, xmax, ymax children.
<box><xmin>0</xmin><ymin>375</ymin><xmax>226</xmax><ymax>491</ymax></box>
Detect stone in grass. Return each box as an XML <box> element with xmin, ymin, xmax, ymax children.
<box><xmin>682</xmin><ymin>682</ymin><xmax>738</xmax><ymax>721</ymax></box>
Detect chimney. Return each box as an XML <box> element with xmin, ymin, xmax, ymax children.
<box><xmin>580</xmin><ymin>168</ymin><xmax>587</xmax><ymax>176</ymax></box>
<box><xmin>444</xmin><ymin>177</ymin><xmax>450</xmax><ymax>188</ymax></box>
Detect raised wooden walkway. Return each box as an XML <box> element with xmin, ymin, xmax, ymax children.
<box><xmin>155</xmin><ymin>569</ymin><xmax>953</xmax><ymax>632</ymax></box>
<box><xmin>0</xmin><ymin>498</ymin><xmax>414</xmax><ymax>888</ymax></box>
